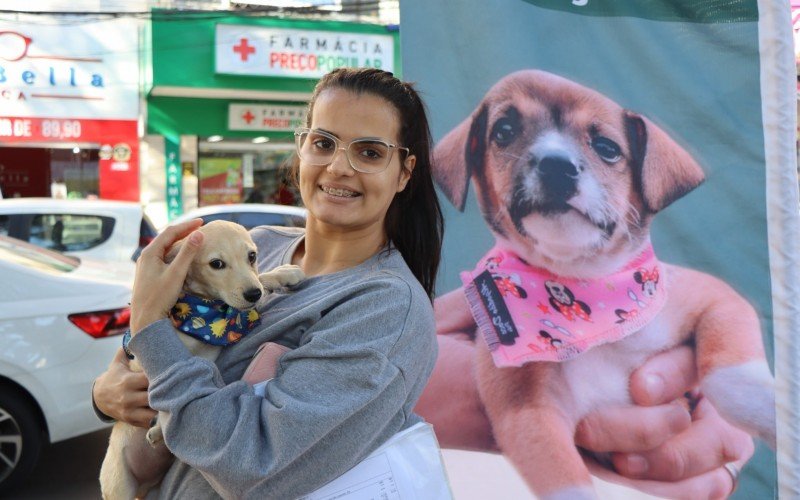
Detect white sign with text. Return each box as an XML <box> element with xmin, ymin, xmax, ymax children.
<box><xmin>228</xmin><ymin>103</ymin><xmax>307</xmax><ymax>132</ymax></box>
<box><xmin>215</xmin><ymin>24</ymin><xmax>394</xmax><ymax>79</ymax></box>
<box><xmin>0</xmin><ymin>18</ymin><xmax>139</xmax><ymax>120</ymax></box>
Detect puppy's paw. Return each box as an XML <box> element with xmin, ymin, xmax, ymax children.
<box><xmin>146</xmin><ymin>424</ymin><xmax>164</xmax><ymax>447</ymax></box>
<box><xmin>702</xmin><ymin>360</ymin><xmax>776</xmax><ymax>449</ymax></box>
<box><xmin>260</xmin><ymin>265</ymin><xmax>305</xmax><ymax>291</ymax></box>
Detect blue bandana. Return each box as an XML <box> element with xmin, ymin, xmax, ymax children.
<box><xmin>122</xmin><ymin>294</ymin><xmax>261</xmax><ymax>359</ymax></box>
<box><xmin>169</xmin><ymin>293</ymin><xmax>261</xmax><ymax>346</ymax></box>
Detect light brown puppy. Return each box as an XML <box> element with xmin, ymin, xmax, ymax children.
<box><xmin>99</xmin><ymin>220</ymin><xmax>304</xmax><ymax>500</ymax></box>
<box><xmin>433</xmin><ymin>70</ymin><xmax>774</xmax><ymax>499</ymax></box>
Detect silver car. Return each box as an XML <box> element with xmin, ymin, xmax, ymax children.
<box><xmin>168</xmin><ymin>203</ymin><xmax>307</xmax><ymax>230</ymax></box>
<box><xmin>0</xmin><ymin>198</ymin><xmax>158</xmax><ymax>281</ymax></box>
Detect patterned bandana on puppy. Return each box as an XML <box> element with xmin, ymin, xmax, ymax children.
<box><xmin>169</xmin><ymin>293</ymin><xmax>261</xmax><ymax>346</ymax></box>
<box><xmin>461</xmin><ymin>243</ymin><xmax>667</xmax><ymax>367</ymax></box>
<box><xmin>122</xmin><ymin>293</ymin><xmax>261</xmax><ymax>359</ymax></box>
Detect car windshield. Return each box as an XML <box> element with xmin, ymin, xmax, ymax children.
<box><xmin>0</xmin><ymin>236</ymin><xmax>79</xmax><ymax>273</ymax></box>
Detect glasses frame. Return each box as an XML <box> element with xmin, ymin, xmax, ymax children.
<box><xmin>294</xmin><ymin>127</ymin><xmax>410</xmax><ymax>174</ymax></box>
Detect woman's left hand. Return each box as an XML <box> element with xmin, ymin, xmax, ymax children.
<box><xmin>130</xmin><ymin>218</ymin><xmax>204</xmax><ymax>333</ymax></box>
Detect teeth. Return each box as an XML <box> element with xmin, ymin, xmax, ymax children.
<box><xmin>321</xmin><ymin>186</ymin><xmax>359</xmax><ymax>197</ymax></box>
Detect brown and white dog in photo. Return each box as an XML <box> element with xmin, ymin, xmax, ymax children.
<box><xmin>433</xmin><ymin>70</ymin><xmax>775</xmax><ymax>499</ymax></box>
<box><xmin>99</xmin><ymin>220</ymin><xmax>304</xmax><ymax>500</ymax></box>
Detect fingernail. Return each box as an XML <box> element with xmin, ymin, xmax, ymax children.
<box><xmin>644</xmin><ymin>373</ymin><xmax>665</xmax><ymax>401</ymax></box>
<box><xmin>626</xmin><ymin>454</ymin><xmax>649</xmax><ymax>476</ymax></box>
<box><xmin>189</xmin><ymin>232</ymin><xmax>203</xmax><ymax>245</ymax></box>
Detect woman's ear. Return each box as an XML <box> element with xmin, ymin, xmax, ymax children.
<box><xmin>398</xmin><ymin>154</ymin><xmax>416</xmax><ymax>192</ymax></box>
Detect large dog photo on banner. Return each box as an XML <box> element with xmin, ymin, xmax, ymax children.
<box><xmin>430</xmin><ymin>69</ymin><xmax>776</xmax><ymax>499</ymax></box>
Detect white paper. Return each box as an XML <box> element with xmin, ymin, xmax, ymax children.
<box><xmin>300</xmin><ymin>423</ymin><xmax>453</xmax><ymax>500</ymax></box>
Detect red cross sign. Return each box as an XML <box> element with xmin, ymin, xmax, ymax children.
<box><xmin>233</xmin><ymin>38</ymin><xmax>255</xmax><ymax>62</ymax></box>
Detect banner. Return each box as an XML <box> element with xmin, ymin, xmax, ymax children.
<box><xmin>402</xmin><ymin>0</ymin><xmax>798</xmax><ymax>498</ymax></box>
<box><xmin>0</xmin><ymin>19</ymin><xmax>139</xmax><ymax>120</ymax></box>
<box><xmin>198</xmin><ymin>157</ymin><xmax>242</xmax><ymax>206</ymax></box>
<box><xmin>215</xmin><ymin>24</ymin><xmax>395</xmax><ymax>78</ymax></box>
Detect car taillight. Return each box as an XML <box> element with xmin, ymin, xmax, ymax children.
<box><xmin>68</xmin><ymin>307</ymin><xmax>131</xmax><ymax>339</ymax></box>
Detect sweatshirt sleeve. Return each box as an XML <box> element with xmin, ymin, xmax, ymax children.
<box><xmin>127</xmin><ymin>275</ymin><xmax>433</xmax><ymax>499</ymax></box>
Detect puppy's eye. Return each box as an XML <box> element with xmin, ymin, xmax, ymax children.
<box><xmin>591</xmin><ymin>136</ymin><xmax>622</xmax><ymax>163</ymax></box>
<box><xmin>248</xmin><ymin>251</ymin><xmax>257</xmax><ymax>264</ymax></box>
<box><xmin>490</xmin><ymin>118</ymin><xmax>517</xmax><ymax>147</ymax></box>
<box><xmin>209</xmin><ymin>259</ymin><xmax>226</xmax><ymax>270</ymax></box>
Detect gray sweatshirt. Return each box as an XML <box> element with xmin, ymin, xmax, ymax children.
<box><xmin>128</xmin><ymin>226</ymin><xmax>438</xmax><ymax>499</ymax></box>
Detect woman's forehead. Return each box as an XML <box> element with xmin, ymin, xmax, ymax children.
<box><xmin>311</xmin><ymin>88</ymin><xmax>401</xmax><ymax>141</ymax></box>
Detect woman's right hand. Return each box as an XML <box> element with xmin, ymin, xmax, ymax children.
<box><xmin>93</xmin><ymin>349</ymin><xmax>156</xmax><ymax>428</ymax></box>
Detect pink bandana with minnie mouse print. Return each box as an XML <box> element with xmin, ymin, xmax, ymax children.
<box><xmin>460</xmin><ymin>243</ymin><xmax>667</xmax><ymax>367</ymax></box>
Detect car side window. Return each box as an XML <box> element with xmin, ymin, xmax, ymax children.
<box><xmin>237</xmin><ymin>212</ymin><xmax>287</xmax><ymax>229</ymax></box>
<box><xmin>29</xmin><ymin>214</ymin><xmax>115</xmax><ymax>252</ymax></box>
<box><xmin>0</xmin><ymin>215</ymin><xmax>8</xmax><ymax>236</ymax></box>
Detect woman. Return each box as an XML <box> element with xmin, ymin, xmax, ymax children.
<box><xmin>94</xmin><ymin>67</ymin><xmax>444</xmax><ymax>498</ymax></box>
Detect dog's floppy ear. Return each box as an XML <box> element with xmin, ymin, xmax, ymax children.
<box><xmin>625</xmin><ymin>111</ymin><xmax>705</xmax><ymax>213</ymax></box>
<box><xmin>164</xmin><ymin>237</ymin><xmax>185</xmax><ymax>264</ymax></box>
<box><xmin>433</xmin><ymin>104</ymin><xmax>488</xmax><ymax>212</ymax></box>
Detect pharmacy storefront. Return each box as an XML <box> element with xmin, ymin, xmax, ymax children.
<box><xmin>145</xmin><ymin>13</ymin><xmax>399</xmax><ymax>221</ymax></box>
<box><xmin>0</xmin><ymin>19</ymin><xmax>140</xmax><ymax>200</ymax></box>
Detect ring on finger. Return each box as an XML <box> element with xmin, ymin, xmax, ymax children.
<box><xmin>723</xmin><ymin>462</ymin><xmax>740</xmax><ymax>495</ymax></box>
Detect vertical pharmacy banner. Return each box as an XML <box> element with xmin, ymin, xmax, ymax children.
<box><xmin>403</xmin><ymin>0</ymin><xmax>798</xmax><ymax>498</ymax></box>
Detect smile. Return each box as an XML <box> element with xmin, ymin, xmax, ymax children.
<box><xmin>320</xmin><ymin>185</ymin><xmax>361</xmax><ymax>198</ymax></box>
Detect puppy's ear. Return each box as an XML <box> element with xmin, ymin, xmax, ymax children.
<box><xmin>625</xmin><ymin>111</ymin><xmax>705</xmax><ymax>213</ymax></box>
<box><xmin>164</xmin><ymin>238</ymin><xmax>185</xmax><ymax>264</ymax></box>
<box><xmin>433</xmin><ymin>104</ymin><xmax>488</xmax><ymax>211</ymax></box>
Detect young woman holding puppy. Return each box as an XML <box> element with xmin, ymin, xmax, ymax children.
<box><xmin>94</xmin><ymin>68</ymin><xmax>444</xmax><ymax>498</ymax></box>
<box><xmin>94</xmin><ymin>67</ymin><xmax>749</xmax><ymax>498</ymax></box>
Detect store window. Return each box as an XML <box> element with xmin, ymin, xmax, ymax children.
<box><xmin>50</xmin><ymin>148</ymin><xmax>100</xmax><ymax>199</ymax></box>
<box><xmin>197</xmin><ymin>147</ymin><xmax>298</xmax><ymax>207</ymax></box>
<box><xmin>29</xmin><ymin>214</ymin><xmax>114</xmax><ymax>252</ymax></box>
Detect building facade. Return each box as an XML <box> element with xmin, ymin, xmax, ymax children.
<box><xmin>142</xmin><ymin>12</ymin><xmax>399</xmax><ymax>225</ymax></box>
<box><xmin>0</xmin><ymin>17</ymin><xmax>141</xmax><ymax>200</ymax></box>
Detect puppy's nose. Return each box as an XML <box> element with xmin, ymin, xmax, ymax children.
<box><xmin>243</xmin><ymin>288</ymin><xmax>262</xmax><ymax>303</ymax></box>
<box><xmin>538</xmin><ymin>156</ymin><xmax>578</xmax><ymax>199</ymax></box>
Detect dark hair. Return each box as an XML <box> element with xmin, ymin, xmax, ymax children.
<box><xmin>291</xmin><ymin>67</ymin><xmax>444</xmax><ymax>300</ymax></box>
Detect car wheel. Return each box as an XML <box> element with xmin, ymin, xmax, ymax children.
<box><xmin>0</xmin><ymin>391</ymin><xmax>43</xmax><ymax>493</ymax></box>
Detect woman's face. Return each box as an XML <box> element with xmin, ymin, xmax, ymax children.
<box><xmin>299</xmin><ymin>88</ymin><xmax>415</xmax><ymax>238</ymax></box>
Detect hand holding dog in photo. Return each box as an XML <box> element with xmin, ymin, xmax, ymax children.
<box><xmin>417</xmin><ymin>334</ymin><xmax>754</xmax><ymax>498</ymax></box>
<box><xmin>428</xmin><ymin>69</ymin><xmax>774</xmax><ymax>500</ymax></box>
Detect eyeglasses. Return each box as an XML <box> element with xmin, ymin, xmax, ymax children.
<box><xmin>294</xmin><ymin>127</ymin><xmax>409</xmax><ymax>174</ymax></box>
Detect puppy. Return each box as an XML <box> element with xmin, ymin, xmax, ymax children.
<box><xmin>433</xmin><ymin>70</ymin><xmax>775</xmax><ymax>499</ymax></box>
<box><xmin>99</xmin><ymin>220</ymin><xmax>304</xmax><ymax>500</ymax></box>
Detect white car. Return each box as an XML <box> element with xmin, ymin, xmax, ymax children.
<box><xmin>0</xmin><ymin>198</ymin><xmax>158</xmax><ymax>281</ymax></box>
<box><xmin>0</xmin><ymin>236</ymin><xmax>131</xmax><ymax>492</ymax></box>
<box><xmin>168</xmin><ymin>203</ymin><xmax>307</xmax><ymax>231</ymax></box>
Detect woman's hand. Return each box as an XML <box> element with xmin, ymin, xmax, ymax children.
<box><xmin>130</xmin><ymin>219</ymin><xmax>204</xmax><ymax>333</ymax></box>
<box><xmin>93</xmin><ymin>349</ymin><xmax>156</xmax><ymax>427</ymax></box>
<box><xmin>576</xmin><ymin>346</ymin><xmax>754</xmax><ymax>498</ymax></box>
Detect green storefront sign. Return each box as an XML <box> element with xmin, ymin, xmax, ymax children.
<box><xmin>147</xmin><ymin>12</ymin><xmax>401</xmax><ymax>142</ymax></box>
<box><xmin>146</xmin><ymin>12</ymin><xmax>400</xmax><ymax>220</ymax></box>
